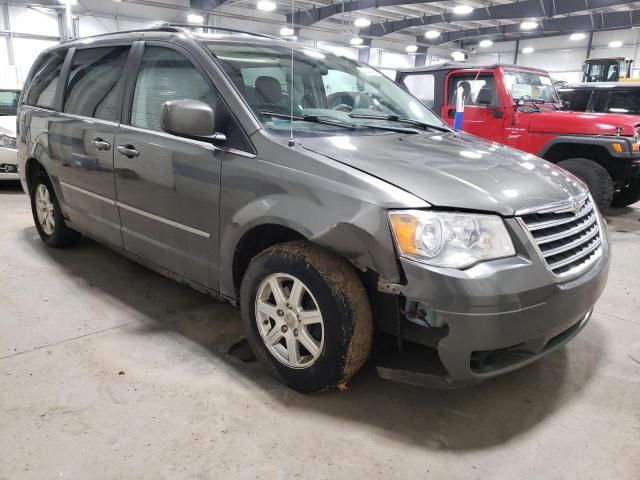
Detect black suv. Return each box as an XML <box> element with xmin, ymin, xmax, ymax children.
<box><xmin>557</xmin><ymin>82</ymin><xmax>640</xmax><ymax>116</ymax></box>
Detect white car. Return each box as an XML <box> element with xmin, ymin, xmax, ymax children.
<box><xmin>0</xmin><ymin>89</ymin><xmax>20</xmax><ymax>181</ymax></box>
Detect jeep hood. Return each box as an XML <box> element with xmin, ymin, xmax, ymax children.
<box><xmin>527</xmin><ymin>109</ymin><xmax>640</xmax><ymax>136</ymax></box>
<box><xmin>299</xmin><ymin>131</ymin><xmax>586</xmax><ymax>216</ymax></box>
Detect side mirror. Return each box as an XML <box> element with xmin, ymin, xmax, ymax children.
<box><xmin>161</xmin><ymin>99</ymin><xmax>226</xmax><ymax>142</ymax></box>
<box><xmin>516</xmin><ymin>98</ymin><xmax>525</xmax><ymax>107</ymax></box>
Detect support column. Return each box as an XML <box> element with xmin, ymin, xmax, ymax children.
<box><xmin>358</xmin><ymin>39</ymin><xmax>371</xmax><ymax>64</ymax></box>
<box><xmin>513</xmin><ymin>38</ymin><xmax>520</xmax><ymax>64</ymax></box>
<box><xmin>586</xmin><ymin>31</ymin><xmax>594</xmax><ymax>59</ymax></box>
<box><xmin>415</xmin><ymin>46</ymin><xmax>429</xmax><ymax>67</ymax></box>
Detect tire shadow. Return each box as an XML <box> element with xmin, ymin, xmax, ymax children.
<box><xmin>20</xmin><ymin>227</ymin><xmax>606</xmax><ymax>452</ymax></box>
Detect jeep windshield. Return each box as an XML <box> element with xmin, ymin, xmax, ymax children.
<box><xmin>503</xmin><ymin>70</ymin><xmax>560</xmax><ymax>104</ymax></box>
<box><xmin>207</xmin><ymin>41</ymin><xmax>448</xmax><ymax>135</ymax></box>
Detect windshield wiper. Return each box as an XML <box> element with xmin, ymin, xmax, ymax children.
<box><xmin>347</xmin><ymin>113</ymin><xmax>450</xmax><ymax>132</ymax></box>
<box><xmin>261</xmin><ymin>111</ymin><xmax>357</xmax><ymax>129</ymax></box>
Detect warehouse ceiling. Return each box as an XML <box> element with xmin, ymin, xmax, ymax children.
<box><xmin>15</xmin><ymin>0</ymin><xmax>640</xmax><ymax>48</ymax></box>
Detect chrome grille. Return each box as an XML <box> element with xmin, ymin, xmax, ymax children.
<box><xmin>519</xmin><ymin>195</ymin><xmax>603</xmax><ymax>278</ymax></box>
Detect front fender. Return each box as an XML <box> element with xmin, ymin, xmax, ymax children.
<box><xmin>218</xmin><ymin>141</ymin><xmax>428</xmax><ymax>300</ymax></box>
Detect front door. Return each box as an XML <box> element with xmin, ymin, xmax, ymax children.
<box><xmin>54</xmin><ymin>45</ymin><xmax>131</xmax><ymax>248</ymax></box>
<box><xmin>114</xmin><ymin>43</ymin><xmax>223</xmax><ymax>289</ymax></box>
<box><xmin>441</xmin><ymin>72</ymin><xmax>505</xmax><ymax>143</ymax></box>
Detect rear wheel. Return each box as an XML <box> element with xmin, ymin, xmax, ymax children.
<box><xmin>240</xmin><ymin>241</ymin><xmax>373</xmax><ymax>393</ymax></box>
<box><xmin>611</xmin><ymin>179</ymin><xmax>640</xmax><ymax>207</ymax></box>
<box><xmin>29</xmin><ymin>170</ymin><xmax>80</xmax><ymax>248</ymax></box>
<box><xmin>557</xmin><ymin>158</ymin><xmax>614</xmax><ymax>211</ymax></box>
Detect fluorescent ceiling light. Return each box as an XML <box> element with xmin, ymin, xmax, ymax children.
<box><xmin>609</xmin><ymin>40</ymin><xmax>623</xmax><ymax>48</ymax></box>
<box><xmin>405</xmin><ymin>45</ymin><xmax>418</xmax><ymax>53</ymax></box>
<box><xmin>522</xmin><ymin>47</ymin><xmax>535</xmax><ymax>54</ymax></box>
<box><xmin>350</xmin><ymin>37</ymin><xmax>364</xmax><ymax>45</ymax></box>
<box><xmin>452</xmin><ymin>5</ymin><xmax>473</xmax><ymax>15</ymax></box>
<box><xmin>425</xmin><ymin>30</ymin><xmax>440</xmax><ymax>39</ymax></box>
<box><xmin>354</xmin><ymin>18</ymin><xmax>371</xmax><ymax>28</ymax></box>
<box><xmin>257</xmin><ymin>0</ymin><xmax>276</xmax><ymax>11</ymax></box>
<box><xmin>187</xmin><ymin>13</ymin><xmax>204</xmax><ymax>23</ymax></box>
<box><xmin>280</xmin><ymin>26</ymin><xmax>294</xmax><ymax>36</ymax></box>
<box><xmin>520</xmin><ymin>21</ymin><xmax>539</xmax><ymax>30</ymax></box>
<box><xmin>570</xmin><ymin>33</ymin><xmax>586</xmax><ymax>40</ymax></box>
<box><xmin>479</xmin><ymin>39</ymin><xmax>493</xmax><ymax>47</ymax></box>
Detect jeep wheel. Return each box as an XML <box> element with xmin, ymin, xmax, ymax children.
<box><xmin>240</xmin><ymin>241</ymin><xmax>373</xmax><ymax>393</ymax></box>
<box><xmin>611</xmin><ymin>179</ymin><xmax>640</xmax><ymax>208</ymax></box>
<box><xmin>29</xmin><ymin>170</ymin><xmax>81</xmax><ymax>248</ymax></box>
<box><xmin>557</xmin><ymin>158</ymin><xmax>614</xmax><ymax>211</ymax></box>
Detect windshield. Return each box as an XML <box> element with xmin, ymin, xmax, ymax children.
<box><xmin>503</xmin><ymin>70</ymin><xmax>559</xmax><ymax>104</ymax></box>
<box><xmin>0</xmin><ymin>90</ymin><xmax>19</xmax><ymax>116</ymax></box>
<box><xmin>206</xmin><ymin>42</ymin><xmax>447</xmax><ymax>135</ymax></box>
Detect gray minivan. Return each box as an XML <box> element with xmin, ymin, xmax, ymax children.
<box><xmin>17</xmin><ymin>25</ymin><xmax>610</xmax><ymax>392</ymax></box>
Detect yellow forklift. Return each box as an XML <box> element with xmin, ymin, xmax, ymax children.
<box><xmin>583</xmin><ymin>57</ymin><xmax>635</xmax><ymax>82</ymax></box>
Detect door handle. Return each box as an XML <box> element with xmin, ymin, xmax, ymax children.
<box><xmin>447</xmin><ymin>109</ymin><xmax>456</xmax><ymax>118</ymax></box>
<box><xmin>92</xmin><ymin>138</ymin><xmax>111</xmax><ymax>151</ymax></box>
<box><xmin>117</xmin><ymin>144</ymin><xmax>140</xmax><ymax>158</ymax></box>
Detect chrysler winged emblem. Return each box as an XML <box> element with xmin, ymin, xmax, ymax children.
<box><xmin>571</xmin><ymin>197</ymin><xmax>582</xmax><ymax>214</ymax></box>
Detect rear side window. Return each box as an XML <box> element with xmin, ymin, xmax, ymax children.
<box><xmin>24</xmin><ymin>51</ymin><xmax>66</xmax><ymax>109</ymax></box>
<box><xmin>130</xmin><ymin>46</ymin><xmax>218</xmax><ymax>131</ymax></box>
<box><xmin>64</xmin><ymin>46</ymin><xmax>130</xmax><ymax>121</ymax></box>
<box><xmin>559</xmin><ymin>89</ymin><xmax>592</xmax><ymax>111</ymax></box>
<box><xmin>594</xmin><ymin>90</ymin><xmax>640</xmax><ymax>114</ymax></box>
<box><xmin>401</xmin><ymin>74</ymin><xmax>435</xmax><ymax>108</ymax></box>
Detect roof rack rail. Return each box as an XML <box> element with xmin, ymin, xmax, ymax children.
<box><xmin>152</xmin><ymin>23</ymin><xmax>275</xmax><ymax>39</ymax></box>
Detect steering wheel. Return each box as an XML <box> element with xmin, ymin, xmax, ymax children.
<box><xmin>332</xmin><ymin>103</ymin><xmax>353</xmax><ymax>113</ymax></box>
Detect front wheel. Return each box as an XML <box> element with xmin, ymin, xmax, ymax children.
<box><xmin>240</xmin><ymin>241</ymin><xmax>373</xmax><ymax>393</ymax></box>
<box><xmin>557</xmin><ymin>158</ymin><xmax>614</xmax><ymax>211</ymax></box>
<box><xmin>611</xmin><ymin>179</ymin><xmax>640</xmax><ymax>207</ymax></box>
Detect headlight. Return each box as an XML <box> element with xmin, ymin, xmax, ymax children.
<box><xmin>388</xmin><ymin>210</ymin><xmax>515</xmax><ymax>268</ymax></box>
<box><xmin>0</xmin><ymin>134</ymin><xmax>16</xmax><ymax>149</ymax></box>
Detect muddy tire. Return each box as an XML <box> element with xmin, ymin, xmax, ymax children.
<box><xmin>557</xmin><ymin>158</ymin><xmax>614</xmax><ymax>211</ymax></box>
<box><xmin>240</xmin><ymin>241</ymin><xmax>373</xmax><ymax>393</ymax></box>
<box><xmin>29</xmin><ymin>170</ymin><xmax>80</xmax><ymax>248</ymax></box>
<box><xmin>611</xmin><ymin>179</ymin><xmax>640</xmax><ymax>208</ymax></box>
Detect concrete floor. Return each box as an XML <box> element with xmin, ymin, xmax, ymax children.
<box><xmin>1</xmin><ymin>180</ymin><xmax>639</xmax><ymax>480</ymax></box>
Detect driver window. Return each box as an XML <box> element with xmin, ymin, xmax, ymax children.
<box><xmin>131</xmin><ymin>46</ymin><xmax>218</xmax><ymax>131</ymax></box>
<box><xmin>447</xmin><ymin>73</ymin><xmax>497</xmax><ymax>106</ymax></box>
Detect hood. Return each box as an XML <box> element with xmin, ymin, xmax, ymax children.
<box><xmin>299</xmin><ymin>131</ymin><xmax>586</xmax><ymax>216</ymax></box>
<box><xmin>0</xmin><ymin>116</ymin><xmax>16</xmax><ymax>137</ymax></box>
<box><xmin>527</xmin><ymin>109</ymin><xmax>640</xmax><ymax>136</ymax></box>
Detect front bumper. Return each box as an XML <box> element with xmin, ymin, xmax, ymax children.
<box><xmin>0</xmin><ymin>147</ymin><xmax>18</xmax><ymax>180</ymax></box>
<box><xmin>384</xmin><ymin>216</ymin><xmax>610</xmax><ymax>386</ymax></box>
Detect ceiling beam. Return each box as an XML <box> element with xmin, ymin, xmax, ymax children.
<box><xmin>424</xmin><ymin>8</ymin><xmax>640</xmax><ymax>46</ymax></box>
<box><xmin>286</xmin><ymin>0</ymin><xmax>444</xmax><ymax>27</ymax></box>
<box><xmin>359</xmin><ymin>0</ymin><xmax>636</xmax><ymax>38</ymax></box>
<box><xmin>190</xmin><ymin>0</ymin><xmax>229</xmax><ymax>10</ymax></box>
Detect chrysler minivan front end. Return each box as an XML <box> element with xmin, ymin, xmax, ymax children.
<box><xmin>386</xmin><ymin>193</ymin><xmax>609</xmax><ymax>385</ymax></box>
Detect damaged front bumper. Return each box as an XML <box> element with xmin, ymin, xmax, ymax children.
<box><xmin>377</xmin><ymin>217</ymin><xmax>611</xmax><ymax>387</ymax></box>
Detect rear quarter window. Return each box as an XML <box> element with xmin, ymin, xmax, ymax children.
<box><xmin>24</xmin><ymin>50</ymin><xmax>67</xmax><ymax>110</ymax></box>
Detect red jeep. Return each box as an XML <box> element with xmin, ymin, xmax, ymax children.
<box><xmin>396</xmin><ymin>63</ymin><xmax>640</xmax><ymax>210</ymax></box>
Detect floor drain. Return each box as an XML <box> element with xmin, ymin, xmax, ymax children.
<box><xmin>227</xmin><ymin>337</ymin><xmax>256</xmax><ymax>363</ymax></box>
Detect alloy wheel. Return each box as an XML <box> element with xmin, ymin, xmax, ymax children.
<box><xmin>255</xmin><ymin>273</ymin><xmax>325</xmax><ymax>369</ymax></box>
